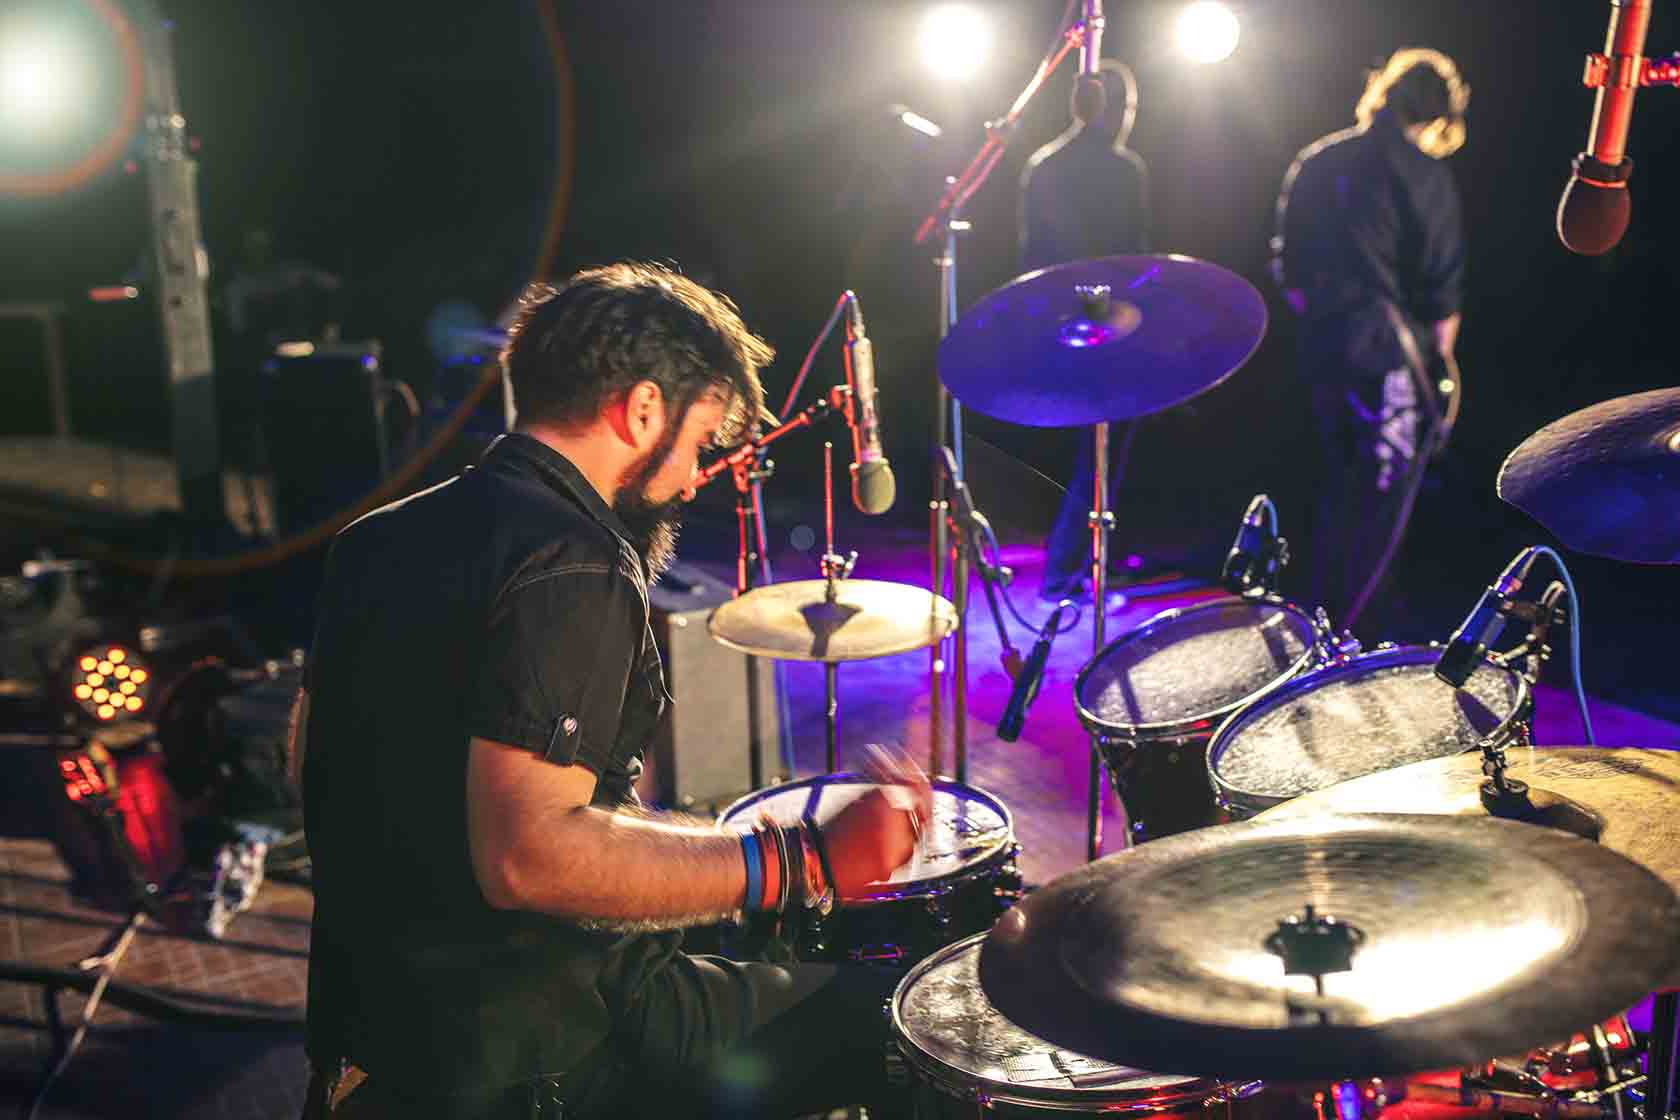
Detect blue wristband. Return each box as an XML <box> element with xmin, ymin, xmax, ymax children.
<box><xmin>740</xmin><ymin>832</ymin><xmax>763</xmax><ymax>913</ymax></box>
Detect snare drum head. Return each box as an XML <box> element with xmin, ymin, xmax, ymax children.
<box><xmin>894</xmin><ymin>933</ymin><xmax>1218</xmax><ymax>1102</ymax></box>
<box><xmin>1210</xmin><ymin>648</ymin><xmax>1526</xmax><ymax>809</ymax></box>
<box><xmin>1077</xmin><ymin>598</ymin><xmax>1317</xmax><ymax>734</ymax></box>
<box><xmin>720</xmin><ymin>776</ymin><xmax>1012</xmax><ymax>896</ymax></box>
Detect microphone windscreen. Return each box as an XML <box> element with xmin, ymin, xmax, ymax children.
<box><xmin>1557</xmin><ymin>174</ymin><xmax>1631</xmax><ymax>256</ymax></box>
<box><xmin>852</xmin><ymin>460</ymin><xmax>897</xmax><ymax>516</ymax></box>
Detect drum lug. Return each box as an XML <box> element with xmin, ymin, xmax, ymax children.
<box><xmin>801</xmin><ymin>911</ymin><xmax>828</xmax><ymax>959</ymax></box>
<box><xmin>1313</xmin><ymin>608</ymin><xmax>1362</xmax><ymax>660</ymax></box>
<box><xmin>994</xmin><ymin>856</ymin><xmax>1025</xmax><ymax>909</ymax></box>
<box><xmin>924</xmin><ymin>891</ymin><xmax>950</xmax><ymax>931</ymax></box>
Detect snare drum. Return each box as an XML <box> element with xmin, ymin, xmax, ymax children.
<box><xmin>719</xmin><ymin>774</ymin><xmax>1021</xmax><ymax>964</ymax></box>
<box><xmin>891</xmin><ymin>932</ymin><xmax>1265</xmax><ymax>1118</ymax></box>
<box><xmin>1207</xmin><ymin>644</ymin><xmax>1532</xmax><ymax>819</ymax></box>
<box><xmin>1074</xmin><ymin>595</ymin><xmax>1325</xmax><ymax>842</ymax></box>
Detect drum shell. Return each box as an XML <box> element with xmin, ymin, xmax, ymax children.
<box><xmin>1207</xmin><ymin>645</ymin><xmax>1533</xmax><ymax>820</ymax></box>
<box><xmin>719</xmin><ymin>776</ymin><xmax>1022</xmax><ymax>965</ymax></box>
<box><xmin>891</xmin><ymin>933</ymin><xmax>1266</xmax><ymax>1117</ymax></box>
<box><xmin>1074</xmin><ymin>596</ymin><xmax>1323</xmax><ymax>843</ymax></box>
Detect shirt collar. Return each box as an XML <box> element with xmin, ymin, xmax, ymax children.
<box><xmin>483</xmin><ymin>433</ymin><xmax>638</xmax><ymax>544</ymax></box>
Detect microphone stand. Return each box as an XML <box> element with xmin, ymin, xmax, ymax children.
<box><xmin>699</xmin><ymin>387</ymin><xmax>848</xmax><ymax>789</ymax></box>
<box><xmin>912</xmin><ymin>6</ymin><xmax>1096</xmax><ymax>781</ymax></box>
<box><xmin>936</xmin><ymin>450</ymin><xmax>1020</xmax><ymax>778</ymax></box>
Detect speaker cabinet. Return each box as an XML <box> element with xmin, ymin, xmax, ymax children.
<box><xmin>639</xmin><ymin>561</ymin><xmax>779</xmax><ymax>811</ymax></box>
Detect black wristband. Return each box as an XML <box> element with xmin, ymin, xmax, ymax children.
<box><xmin>765</xmin><ymin>820</ymin><xmax>789</xmax><ymax>915</ymax></box>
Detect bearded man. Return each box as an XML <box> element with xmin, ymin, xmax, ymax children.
<box><xmin>294</xmin><ymin>262</ymin><xmax>929</xmax><ymax>1118</ymax></box>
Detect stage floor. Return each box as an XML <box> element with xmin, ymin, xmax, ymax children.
<box><xmin>1</xmin><ymin>526</ymin><xmax>1675</xmax><ymax>1118</ymax></box>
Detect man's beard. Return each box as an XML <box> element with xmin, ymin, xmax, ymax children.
<box><xmin>613</xmin><ymin>441</ymin><xmax>685</xmax><ymax>577</ymax></box>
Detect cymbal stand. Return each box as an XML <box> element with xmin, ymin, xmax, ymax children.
<box><xmin>913</xmin><ymin>7</ymin><xmax>1093</xmax><ymax>780</ymax></box>
<box><xmin>1650</xmin><ymin>991</ymin><xmax>1678</xmax><ymax>1120</ymax></box>
<box><xmin>703</xmin><ymin>389</ymin><xmax>845</xmax><ymax>788</ymax></box>
<box><xmin>818</xmin><ymin>441</ymin><xmax>857</xmax><ymax>773</ymax></box>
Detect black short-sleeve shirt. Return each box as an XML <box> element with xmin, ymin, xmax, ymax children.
<box><xmin>301</xmin><ymin>434</ymin><xmax>679</xmax><ymax>1097</ymax></box>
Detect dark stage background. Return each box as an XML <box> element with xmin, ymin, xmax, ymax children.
<box><xmin>2</xmin><ymin>0</ymin><xmax>1677</xmax><ymax>721</ymax></box>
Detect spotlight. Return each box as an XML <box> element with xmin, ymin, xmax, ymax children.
<box><xmin>68</xmin><ymin>644</ymin><xmax>151</xmax><ymax>722</ymax></box>
<box><xmin>1175</xmin><ymin>1</ymin><xmax>1240</xmax><ymax>65</ymax></box>
<box><xmin>918</xmin><ymin>4</ymin><xmax>991</xmax><ymax>82</ymax></box>
<box><xmin>0</xmin><ymin>11</ymin><xmax>96</xmax><ymax>140</ymax></box>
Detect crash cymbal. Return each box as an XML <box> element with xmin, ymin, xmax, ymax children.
<box><xmin>1498</xmin><ymin>388</ymin><xmax>1680</xmax><ymax>562</ymax></box>
<box><xmin>1257</xmin><ymin>747</ymin><xmax>1680</xmax><ymax>898</ymax></box>
<box><xmin>707</xmin><ymin>579</ymin><xmax>956</xmax><ymax>662</ymax></box>
<box><xmin>979</xmin><ymin>813</ymin><xmax>1680</xmax><ymax>1081</ymax></box>
<box><xmin>937</xmin><ymin>255</ymin><xmax>1267</xmax><ymax>428</ymax></box>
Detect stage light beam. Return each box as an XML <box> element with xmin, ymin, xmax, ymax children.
<box><xmin>918</xmin><ymin>4</ymin><xmax>991</xmax><ymax>82</ymax></box>
<box><xmin>1175</xmin><ymin>2</ymin><xmax>1240</xmax><ymax>65</ymax></box>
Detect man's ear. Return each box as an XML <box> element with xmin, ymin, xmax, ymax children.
<box><xmin>622</xmin><ymin>380</ymin><xmax>666</xmax><ymax>450</ymax></box>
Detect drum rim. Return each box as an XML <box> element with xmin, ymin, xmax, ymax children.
<box><xmin>718</xmin><ymin>773</ymin><xmax>1017</xmax><ymax>904</ymax></box>
<box><xmin>1205</xmin><ymin>643</ymin><xmax>1534</xmax><ymax>815</ymax></box>
<box><xmin>1073</xmin><ymin>594</ymin><xmax>1321</xmax><ymax>741</ymax></box>
<box><xmin>891</xmin><ymin>931</ymin><xmax>1237</xmax><ymax>1108</ymax></box>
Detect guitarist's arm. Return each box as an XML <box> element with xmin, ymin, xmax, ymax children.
<box><xmin>1431</xmin><ymin>313</ymin><xmax>1464</xmax><ymax>453</ymax></box>
<box><xmin>1433</xmin><ymin>313</ymin><xmax>1461</xmax><ymax>362</ymax></box>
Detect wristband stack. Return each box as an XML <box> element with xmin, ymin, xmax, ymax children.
<box><xmin>738</xmin><ymin>818</ymin><xmax>834</xmax><ymax>916</ymax></box>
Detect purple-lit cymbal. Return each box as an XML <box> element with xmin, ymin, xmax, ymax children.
<box><xmin>1498</xmin><ymin>388</ymin><xmax>1680</xmax><ymax>563</ymax></box>
<box><xmin>937</xmin><ymin>255</ymin><xmax>1267</xmax><ymax>427</ymax></box>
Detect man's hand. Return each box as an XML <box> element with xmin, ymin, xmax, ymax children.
<box><xmin>820</xmin><ymin>746</ymin><xmax>933</xmax><ymax>901</ymax></box>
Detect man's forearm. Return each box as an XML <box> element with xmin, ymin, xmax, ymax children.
<box><xmin>481</xmin><ymin>800</ymin><xmax>747</xmax><ymax>926</ymax></box>
<box><xmin>1433</xmin><ymin>312</ymin><xmax>1461</xmax><ymax>358</ymax></box>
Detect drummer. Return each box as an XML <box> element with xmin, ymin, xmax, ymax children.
<box><xmin>1020</xmin><ymin>64</ymin><xmax>1157</xmax><ymax>603</ymax></box>
<box><xmin>294</xmin><ymin>261</ymin><xmax>932</xmax><ymax>1118</ymax></box>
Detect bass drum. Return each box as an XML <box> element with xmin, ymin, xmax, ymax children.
<box><xmin>1075</xmin><ymin>595</ymin><xmax>1325</xmax><ymax>842</ymax></box>
<box><xmin>891</xmin><ymin>932</ymin><xmax>1265</xmax><ymax>1118</ymax></box>
<box><xmin>1207</xmin><ymin>644</ymin><xmax>1532</xmax><ymax>819</ymax></box>
<box><xmin>719</xmin><ymin>774</ymin><xmax>1021</xmax><ymax>965</ymax></box>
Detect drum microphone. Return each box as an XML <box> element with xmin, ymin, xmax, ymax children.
<box><xmin>1434</xmin><ymin>547</ymin><xmax>1539</xmax><ymax>689</ymax></box>
<box><xmin>997</xmin><ymin>601</ymin><xmax>1071</xmax><ymax>742</ymax></box>
<box><xmin>1557</xmin><ymin>0</ymin><xmax>1654</xmax><ymax>255</ymax></box>
<box><xmin>842</xmin><ymin>293</ymin><xmax>897</xmax><ymax>515</ymax></box>
<box><xmin>1220</xmin><ymin>494</ymin><xmax>1284</xmax><ymax>597</ymax></box>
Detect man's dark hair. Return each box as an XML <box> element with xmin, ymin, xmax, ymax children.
<box><xmin>503</xmin><ymin>261</ymin><xmax>773</xmax><ymax>444</ymax></box>
<box><xmin>1356</xmin><ymin>48</ymin><xmax>1468</xmax><ymax>158</ymax></box>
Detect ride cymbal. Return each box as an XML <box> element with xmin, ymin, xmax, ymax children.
<box><xmin>937</xmin><ymin>254</ymin><xmax>1267</xmax><ymax>427</ymax></box>
<box><xmin>979</xmin><ymin>813</ymin><xmax>1680</xmax><ymax>1080</ymax></box>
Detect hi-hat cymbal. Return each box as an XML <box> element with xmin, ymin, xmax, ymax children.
<box><xmin>1498</xmin><ymin>388</ymin><xmax>1680</xmax><ymax>562</ymax></box>
<box><xmin>707</xmin><ymin>579</ymin><xmax>956</xmax><ymax>662</ymax></box>
<box><xmin>979</xmin><ymin>813</ymin><xmax>1680</xmax><ymax>1081</ymax></box>
<box><xmin>937</xmin><ymin>255</ymin><xmax>1267</xmax><ymax>428</ymax></box>
<box><xmin>1257</xmin><ymin>746</ymin><xmax>1680</xmax><ymax>898</ymax></box>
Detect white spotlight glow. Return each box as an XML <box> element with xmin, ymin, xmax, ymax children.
<box><xmin>918</xmin><ymin>4</ymin><xmax>992</xmax><ymax>82</ymax></box>
<box><xmin>0</xmin><ymin>17</ymin><xmax>95</xmax><ymax>139</ymax></box>
<box><xmin>1175</xmin><ymin>1</ymin><xmax>1241</xmax><ymax>65</ymax></box>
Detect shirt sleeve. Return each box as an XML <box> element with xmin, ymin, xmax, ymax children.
<box><xmin>1410</xmin><ymin>167</ymin><xmax>1465</xmax><ymax>323</ymax></box>
<box><xmin>465</xmin><ymin>560</ymin><xmax>641</xmax><ymax>775</ymax></box>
